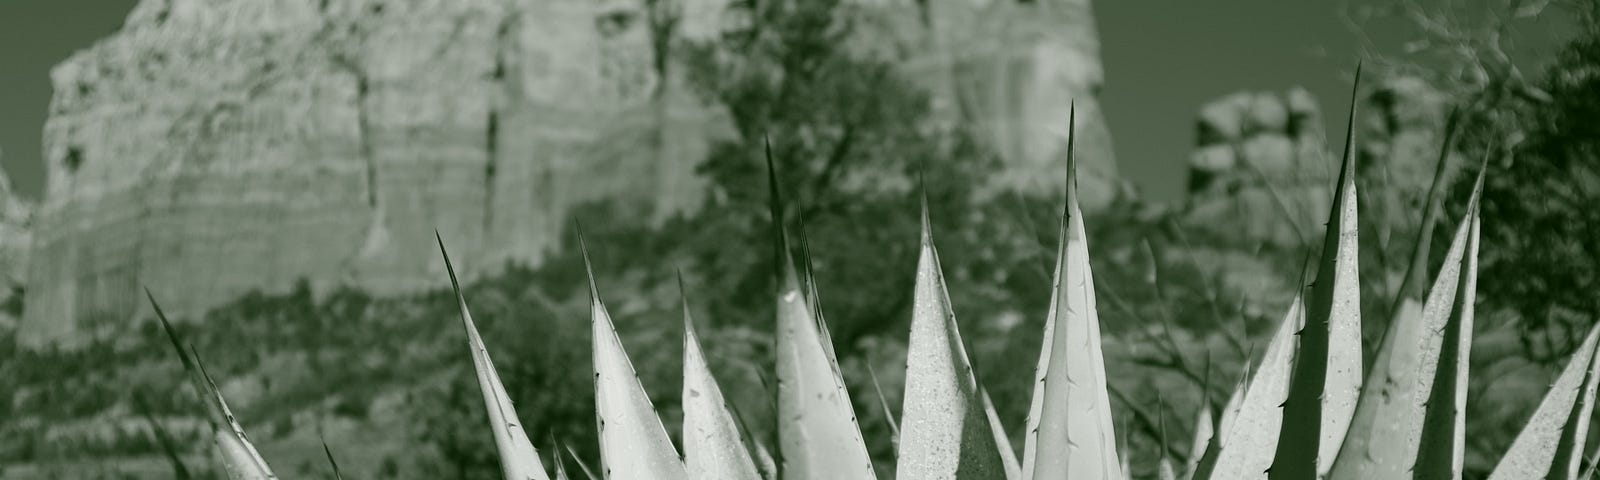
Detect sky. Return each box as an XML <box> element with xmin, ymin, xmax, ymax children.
<box><xmin>0</xmin><ymin>0</ymin><xmax>1576</xmax><ymax>202</ymax></box>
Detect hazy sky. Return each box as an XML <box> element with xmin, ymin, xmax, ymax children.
<box><xmin>0</xmin><ymin>1</ymin><xmax>1574</xmax><ymax>202</ymax></box>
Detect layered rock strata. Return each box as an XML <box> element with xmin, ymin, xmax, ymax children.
<box><xmin>19</xmin><ymin>0</ymin><xmax>1120</xmax><ymax>346</ymax></box>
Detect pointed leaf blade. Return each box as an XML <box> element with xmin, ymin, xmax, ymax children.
<box><xmin>682</xmin><ymin>294</ymin><xmax>763</xmax><ymax>480</ymax></box>
<box><xmin>1330</xmin><ymin>190</ymin><xmax>1478</xmax><ymax>479</ymax></box>
<box><xmin>1194</xmin><ymin>296</ymin><xmax>1305</xmax><ymax>480</ymax></box>
<box><xmin>767</xmin><ymin>147</ymin><xmax>877</xmax><ymax>480</ymax></box>
<box><xmin>1022</xmin><ymin>107</ymin><xmax>1124</xmax><ymax>480</ymax></box>
<box><xmin>895</xmin><ymin>212</ymin><xmax>1008</xmax><ymax>478</ymax></box>
<box><xmin>1412</xmin><ymin>171</ymin><xmax>1486</xmax><ymax>480</ymax></box>
<box><xmin>1269</xmin><ymin>68</ymin><xmax>1364</xmax><ymax>480</ymax></box>
<box><xmin>437</xmin><ymin>235</ymin><xmax>551</xmax><ymax>480</ymax></box>
<box><xmin>148</xmin><ymin>294</ymin><xmax>278</xmax><ymax>479</ymax></box>
<box><xmin>1488</xmin><ymin>323</ymin><xmax>1600</xmax><ymax>480</ymax></box>
<box><xmin>982</xmin><ymin>387</ymin><xmax>1024</xmax><ymax>480</ymax></box>
<box><xmin>582</xmin><ymin>241</ymin><xmax>688</xmax><ymax>480</ymax></box>
<box><xmin>1187</xmin><ymin>401</ymin><xmax>1214</xmax><ymax>479</ymax></box>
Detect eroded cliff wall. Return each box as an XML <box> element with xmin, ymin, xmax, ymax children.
<box><xmin>20</xmin><ymin>0</ymin><xmax>729</xmax><ymax>345</ymax></box>
<box><xmin>18</xmin><ymin>0</ymin><xmax>1118</xmax><ymax>346</ymax></box>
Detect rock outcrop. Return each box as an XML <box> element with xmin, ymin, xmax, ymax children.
<box><xmin>1358</xmin><ymin>75</ymin><xmax>1459</xmax><ymax>231</ymax></box>
<box><xmin>1182</xmin><ymin>88</ymin><xmax>1333</xmax><ymax>248</ymax></box>
<box><xmin>1180</xmin><ymin>77</ymin><xmax>1456</xmax><ymax>250</ymax></box>
<box><xmin>859</xmin><ymin>0</ymin><xmax>1121</xmax><ymax>208</ymax></box>
<box><xmin>0</xmin><ymin>148</ymin><xmax>32</xmax><ymax>331</ymax></box>
<box><xmin>19</xmin><ymin>0</ymin><xmax>1119</xmax><ymax>346</ymax></box>
<box><xmin>21</xmin><ymin>0</ymin><xmax>727</xmax><ymax>346</ymax></box>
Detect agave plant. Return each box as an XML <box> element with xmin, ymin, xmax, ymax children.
<box><xmin>148</xmin><ymin>69</ymin><xmax>1600</xmax><ymax>480</ymax></box>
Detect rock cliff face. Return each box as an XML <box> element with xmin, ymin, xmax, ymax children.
<box><xmin>19</xmin><ymin>0</ymin><xmax>1118</xmax><ymax>346</ymax></box>
<box><xmin>21</xmin><ymin>0</ymin><xmax>726</xmax><ymax>345</ymax></box>
<box><xmin>0</xmin><ymin>148</ymin><xmax>31</xmax><ymax>330</ymax></box>
<box><xmin>859</xmin><ymin>0</ymin><xmax>1120</xmax><ymax>207</ymax></box>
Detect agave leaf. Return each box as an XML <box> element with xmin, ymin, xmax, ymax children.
<box><xmin>895</xmin><ymin>202</ymin><xmax>1008</xmax><ymax>478</ymax></box>
<box><xmin>1159</xmin><ymin>398</ymin><xmax>1181</xmax><ymax>480</ymax></box>
<box><xmin>580</xmin><ymin>238</ymin><xmax>688</xmax><ymax>480</ymax></box>
<box><xmin>1120</xmin><ymin>423</ymin><xmax>1132</xmax><ymax>477</ymax></box>
<box><xmin>1214</xmin><ymin>365</ymin><xmax>1249</xmax><ymax>450</ymax></box>
<box><xmin>436</xmin><ymin>235</ymin><xmax>551</xmax><ymax>480</ymax></box>
<box><xmin>866</xmin><ymin>361</ymin><xmax>902</xmax><ymax>448</ymax></box>
<box><xmin>982</xmin><ymin>386</ymin><xmax>1024</xmax><ymax>480</ymax></box>
<box><xmin>681</xmin><ymin>280</ymin><xmax>763</xmax><ymax>480</ymax></box>
<box><xmin>148</xmin><ymin>292</ymin><xmax>278</xmax><ymax>480</ymax></box>
<box><xmin>134</xmin><ymin>394</ymin><xmax>192</xmax><ymax>480</ymax></box>
<box><xmin>322</xmin><ymin>441</ymin><xmax>344</xmax><ymax>480</ymax></box>
<box><xmin>1411</xmin><ymin>166</ymin><xmax>1486</xmax><ymax>480</ymax></box>
<box><xmin>1487</xmin><ymin>322</ymin><xmax>1600</xmax><ymax>480</ymax></box>
<box><xmin>1553</xmin><ymin>329</ymin><xmax>1600</xmax><ymax>480</ymax></box>
<box><xmin>565</xmin><ymin>443</ymin><xmax>601</xmax><ymax>480</ymax></box>
<box><xmin>1160</xmin><ymin>458</ymin><xmax>1180</xmax><ymax>480</ymax></box>
<box><xmin>1330</xmin><ymin>168</ymin><xmax>1483</xmax><ymax>480</ymax></box>
<box><xmin>1187</xmin><ymin>401</ymin><xmax>1214</xmax><ymax>479</ymax></box>
<box><xmin>1020</xmin><ymin>106</ymin><xmax>1123</xmax><ymax>480</ymax></box>
<box><xmin>554</xmin><ymin>453</ymin><xmax>572</xmax><ymax>480</ymax></box>
<box><xmin>766</xmin><ymin>140</ymin><xmax>877</xmax><ymax>479</ymax></box>
<box><xmin>1268</xmin><ymin>66</ymin><xmax>1364</xmax><ymax>480</ymax></box>
<box><xmin>1193</xmin><ymin>296</ymin><xmax>1305</xmax><ymax>480</ymax></box>
<box><xmin>1582</xmin><ymin>447</ymin><xmax>1600</xmax><ymax>480</ymax></box>
<box><xmin>753</xmin><ymin>438</ymin><xmax>779</xmax><ymax>480</ymax></box>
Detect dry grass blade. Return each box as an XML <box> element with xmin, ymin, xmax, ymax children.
<box><xmin>681</xmin><ymin>277</ymin><xmax>763</xmax><ymax>480</ymax></box>
<box><xmin>436</xmin><ymin>234</ymin><xmax>551</xmax><ymax>480</ymax></box>
<box><xmin>1487</xmin><ymin>322</ymin><xmax>1600</xmax><ymax>480</ymax></box>
<box><xmin>766</xmin><ymin>139</ymin><xmax>877</xmax><ymax>479</ymax></box>
<box><xmin>1021</xmin><ymin>105</ymin><xmax>1124</xmax><ymax>480</ymax></box>
<box><xmin>1268</xmin><ymin>65</ymin><xmax>1364</xmax><ymax>480</ymax></box>
<box><xmin>148</xmin><ymin>292</ymin><xmax>278</xmax><ymax>479</ymax></box>
<box><xmin>581</xmin><ymin>235</ymin><xmax>688</xmax><ymax>480</ymax></box>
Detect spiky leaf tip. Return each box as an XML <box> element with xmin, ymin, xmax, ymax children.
<box><xmin>681</xmin><ymin>278</ymin><xmax>763</xmax><ymax>480</ymax></box>
<box><xmin>1021</xmin><ymin>104</ymin><xmax>1124</xmax><ymax>480</ymax></box>
<box><xmin>580</xmin><ymin>235</ymin><xmax>687</xmax><ymax>480</ymax></box>
<box><xmin>1194</xmin><ymin>296</ymin><xmax>1305</xmax><ymax>480</ymax></box>
<box><xmin>1268</xmin><ymin>64</ymin><xmax>1364</xmax><ymax>480</ymax></box>
<box><xmin>1411</xmin><ymin>165</ymin><xmax>1487</xmax><ymax>480</ymax></box>
<box><xmin>437</xmin><ymin>234</ymin><xmax>550</xmax><ymax>480</ymax></box>
<box><xmin>766</xmin><ymin>145</ymin><xmax>877</xmax><ymax>480</ymax></box>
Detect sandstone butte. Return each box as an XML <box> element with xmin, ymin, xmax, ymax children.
<box><xmin>11</xmin><ymin>0</ymin><xmax>1119</xmax><ymax>347</ymax></box>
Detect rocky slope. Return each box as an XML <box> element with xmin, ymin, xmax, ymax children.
<box><xmin>18</xmin><ymin>0</ymin><xmax>1118</xmax><ymax>346</ymax></box>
